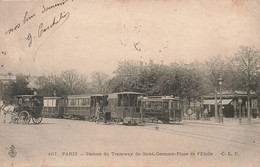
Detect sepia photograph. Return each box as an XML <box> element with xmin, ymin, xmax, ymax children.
<box><xmin>0</xmin><ymin>0</ymin><xmax>260</xmax><ymax>166</ymax></box>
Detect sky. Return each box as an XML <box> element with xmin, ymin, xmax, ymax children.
<box><xmin>1</xmin><ymin>0</ymin><xmax>260</xmax><ymax>77</ymax></box>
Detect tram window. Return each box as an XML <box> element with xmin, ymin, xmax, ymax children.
<box><xmin>110</xmin><ymin>99</ymin><xmax>113</xmax><ymax>107</ymax></box>
<box><xmin>24</xmin><ymin>98</ymin><xmax>30</xmax><ymax>102</ymax></box>
<box><xmin>44</xmin><ymin>99</ymin><xmax>48</xmax><ymax>107</ymax></box>
<box><xmin>129</xmin><ymin>95</ymin><xmax>137</xmax><ymax>107</ymax></box>
<box><xmin>108</xmin><ymin>98</ymin><xmax>117</xmax><ymax>107</ymax></box>
<box><xmin>50</xmin><ymin>99</ymin><xmax>56</xmax><ymax>107</ymax></box>
<box><xmin>143</xmin><ymin>101</ymin><xmax>151</xmax><ymax>108</ymax></box>
<box><xmin>59</xmin><ymin>100</ymin><xmax>64</xmax><ymax>107</ymax></box>
<box><xmin>163</xmin><ymin>102</ymin><xmax>168</xmax><ymax>109</ymax></box>
<box><xmin>82</xmin><ymin>98</ymin><xmax>89</xmax><ymax>105</ymax></box>
<box><xmin>70</xmin><ymin>99</ymin><xmax>77</xmax><ymax>106</ymax></box>
<box><xmin>120</xmin><ymin>97</ymin><xmax>128</xmax><ymax>106</ymax></box>
<box><xmin>176</xmin><ymin>102</ymin><xmax>180</xmax><ymax>109</ymax></box>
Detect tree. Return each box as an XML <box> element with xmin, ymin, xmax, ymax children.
<box><xmin>37</xmin><ymin>75</ymin><xmax>69</xmax><ymax>97</ymax></box>
<box><xmin>231</xmin><ymin>46</ymin><xmax>260</xmax><ymax>123</ymax></box>
<box><xmin>60</xmin><ymin>69</ymin><xmax>90</xmax><ymax>95</ymax></box>
<box><xmin>108</xmin><ymin>60</ymin><xmax>142</xmax><ymax>92</ymax></box>
<box><xmin>174</xmin><ymin>66</ymin><xmax>204</xmax><ymax>107</ymax></box>
<box><xmin>1</xmin><ymin>75</ymin><xmax>33</xmax><ymax>103</ymax></box>
<box><xmin>91</xmin><ymin>71</ymin><xmax>109</xmax><ymax>94</ymax></box>
<box><xmin>205</xmin><ymin>55</ymin><xmax>225</xmax><ymax>121</ymax></box>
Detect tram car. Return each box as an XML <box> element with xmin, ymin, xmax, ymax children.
<box><xmin>66</xmin><ymin>94</ymin><xmax>107</xmax><ymax>120</ymax></box>
<box><xmin>42</xmin><ymin>97</ymin><xmax>67</xmax><ymax>118</ymax></box>
<box><xmin>104</xmin><ymin>92</ymin><xmax>146</xmax><ymax>125</ymax></box>
<box><xmin>141</xmin><ymin>96</ymin><xmax>182</xmax><ymax>123</ymax></box>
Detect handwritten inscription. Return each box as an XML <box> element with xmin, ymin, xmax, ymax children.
<box><xmin>25</xmin><ymin>33</ymin><xmax>33</xmax><ymax>47</ymax></box>
<box><xmin>5</xmin><ymin>24</ymin><xmax>20</xmax><ymax>35</ymax></box>
<box><xmin>42</xmin><ymin>0</ymin><xmax>71</xmax><ymax>13</ymax></box>
<box><xmin>4</xmin><ymin>0</ymin><xmax>73</xmax><ymax>51</ymax></box>
<box><xmin>23</xmin><ymin>11</ymin><xmax>36</xmax><ymax>24</ymax></box>
<box><xmin>38</xmin><ymin>12</ymin><xmax>70</xmax><ymax>38</ymax></box>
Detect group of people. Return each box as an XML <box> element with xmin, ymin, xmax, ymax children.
<box><xmin>186</xmin><ymin>108</ymin><xmax>209</xmax><ymax>120</ymax></box>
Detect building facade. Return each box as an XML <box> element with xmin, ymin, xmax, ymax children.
<box><xmin>202</xmin><ymin>91</ymin><xmax>259</xmax><ymax>118</ymax></box>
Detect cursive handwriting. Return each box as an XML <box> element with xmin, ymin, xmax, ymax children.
<box><xmin>23</xmin><ymin>11</ymin><xmax>36</xmax><ymax>24</ymax></box>
<box><xmin>25</xmin><ymin>33</ymin><xmax>33</xmax><ymax>47</ymax></box>
<box><xmin>38</xmin><ymin>12</ymin><xmax>70</xmax><ymax>38</ymax></box>
<box><xmin>42</xmin><ymin>0</ymin><xmax>70</xmax><ymax>13</ymax></box>
<box><xmin>5</xmin><ymin>23</ymin><xmax>20</xmax><ymax>35</ymax></box>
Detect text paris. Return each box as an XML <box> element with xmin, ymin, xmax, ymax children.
<box><xmin>38</xmin><ymin>12</ymin><xmax>70</xmax><ymax>38</ymax></box>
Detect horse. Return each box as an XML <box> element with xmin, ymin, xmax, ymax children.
<box><xmin>1</xmin><ymin>104</ymin><xmax>15</xmax><ymax>123</ymax></box>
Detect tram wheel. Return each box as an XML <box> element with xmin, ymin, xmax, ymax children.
<box><xmin>97</xmin><ymin>117</ymin><xmax>104</xmax><ymax>124</ymax></box>
<box><xmin>19</xmin><ymin>110</ymin><xmax>31</xmax><ymax>124</ymax></box>
<box><xmin>32</xmin><ymin>116</ymin><xmax>43</xmax><ymax>124</ymax></box>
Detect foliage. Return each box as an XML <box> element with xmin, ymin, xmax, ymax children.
<box><xmin>2</xmin><ymin>46</ymin><xmax>260</xmax><ymax>109</ymax></box>
<box><xmin>1</xmin><ymin>75</ymin><xmax>33</xmax><ymax>103</ymax></box>
<box><xmin>91</xmin><ymin>71</ymin><xmax>109</xmax><ymax>94</ymax></box>
<box><xmin>230</xmin><ymin>46</ymin><xmax>260</xmax><ymax>92</ymax></box>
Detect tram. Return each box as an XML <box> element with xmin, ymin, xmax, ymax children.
<box><xmin>141</xmin><ymin>96</ymin><xmax>182</xmax><ymax>123</ymax></box>
<box><xmin>66</xmin><ymin>94</ymin><xmax>107</xmax><ymax>120</ymax></box>
<box><xmin>42</xmin><ymin>97</ymin><xmax>67</xmax><ymax>118</ymax></box>
<box><xmin>104</xmin><ymin>92</ymin><xmax>146</xmax><ymax>125</ymax></box>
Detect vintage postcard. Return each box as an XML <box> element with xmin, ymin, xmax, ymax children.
<box><xmin>1</xmin><ymin>0</ymin><xmax>260</xmax><ymax>167</ymax></box>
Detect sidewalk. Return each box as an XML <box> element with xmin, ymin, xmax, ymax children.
<box><xmin>182</xmin><ymin>117</ymin><xmax>260</xmax><ymax>126</ymax></box>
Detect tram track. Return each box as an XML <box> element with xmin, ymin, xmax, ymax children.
<box><xmin>180</xmin><ymin>124</ymin><xmax>260</xmax><ymax>139</ymax></box>
<box><xmin>183</xmin><ymin>123</ymin><xmax>260</xmax><ymax>136</ymax></box>
<box><xmin>140</xmin><ymin>125</ymin><xmax>260</xmax><ymax>149</ymax></box>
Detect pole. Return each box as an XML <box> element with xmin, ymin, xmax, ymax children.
<box><xmin>214</xmin><ymin>88</ymin><xmax>218</xmax><ymax>122</ymax></box>
<box><xmin>247</xmin><ymin>92</ymin><xmax>251</xmax><ymax>124</ymax></box>
<box><xmin>239</xmin><ymin>101</ymin><xmax>242</xmax><ymax>125</ymax></box>
<box><xmin>219</xmin><ymin>86</ymin><xmax>223</xmax><ymax>123</ymax></box>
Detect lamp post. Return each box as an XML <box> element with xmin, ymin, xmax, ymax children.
<box><xmin>238</xmin><ymin>97</ymin><xmax>242</xmax><ymax>124</ymax></box>
<box><xmin>218</xmin><ymin>77</ymin><xmax>223</xmax><ymax>123</ymax></box>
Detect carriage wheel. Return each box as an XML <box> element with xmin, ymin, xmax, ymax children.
<box><xmin>11</xmin><ymin>115</ymin><xmax>20</xmax><ymax>124</ymax></box>
<box><xmin>32</xmin><ymin>116</ymin><xmax>43</xmax><ymax>124</ymax></box>
<box><xmin>19</xmin><ymin>110</ymin><xmax>31</xmax><ymax>124</ymax></box>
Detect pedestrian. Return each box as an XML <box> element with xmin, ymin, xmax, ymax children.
<box><xmin>95</xmin><ymin>103</ymin><xmax>101</xmax><ymax>123</ymax></box>
<box><xmin>203</xmin><ymin>108</ymin><xmax>209</xmax><ymax>120</ymax></box>
<box><xmin>196</xmin><ymin>109</ymin><xmax>200</xmax><ymax>120</ymax></box>
<box><xmin>187</xmin><ymin>108</ymin><xmax>193</xmax><ymax>120</ymax></box>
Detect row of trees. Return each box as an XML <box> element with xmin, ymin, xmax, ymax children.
<box><xmin>1</xmin><ymin>46</ymin><xmax>260</xmax><ymax>111</ymax></box>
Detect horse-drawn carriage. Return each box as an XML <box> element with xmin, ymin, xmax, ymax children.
<box><xmin>2</xmin><ymin>95</ymin><xmax>44</xmax><ymax>124</ymax></box>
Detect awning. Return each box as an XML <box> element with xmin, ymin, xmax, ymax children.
<box><xmin>203</xmin><ymin>99</ymin><xmax>233</xmax><ymax>105</ymax></box>
<box><xmin>221</xmin><ymin>99</ymin><xmax>233</xmax><ymax>105</ymax></box>
<box><xmin>203</xmin><ymin>100</ymin><xmax>218</xmax><ymax>105</ymax></box>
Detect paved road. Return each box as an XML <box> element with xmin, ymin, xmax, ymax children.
<box><xmin>0</xmin><ymin>118</ymin><xmax>259</xmax><ymax>167</ymax></box>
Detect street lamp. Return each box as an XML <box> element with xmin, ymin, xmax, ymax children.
<box><xmin>218</xmin><ymin>77</ymin><xmax>223</xmax><ymax>123</ymax></box>
<box><xmin>238</xmin><ymin>97</ymin><xmax>242</xmax><ymax>125</ymax></box>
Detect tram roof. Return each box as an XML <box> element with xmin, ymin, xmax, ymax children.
<box><xmin>141</xmin><ymin>96</ymin><xmax>181</xmax><ymax>101</ymax></box>
<box><xmin>15</xmin><ymin>95</ymin><xmax>43</xmax><ymax>98</ymax></box>
<box><xmin>67</xmin><ymin>94</ymin><xmax>106</xmax><ymax>99</ymax></box>
<box><xmin>43</xmin><ymin>97</ymin><xmax>64</xmax><ymax>99</ymax></box>
<box><xmin>110</xmin><ymin>92</ymin><xmax>143</xmax><ymax>95</ymax></box>
<box><xmin>91</xmin><ymin>94</ymin><xmax>107</xmax><ymax>97</ymax></box>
